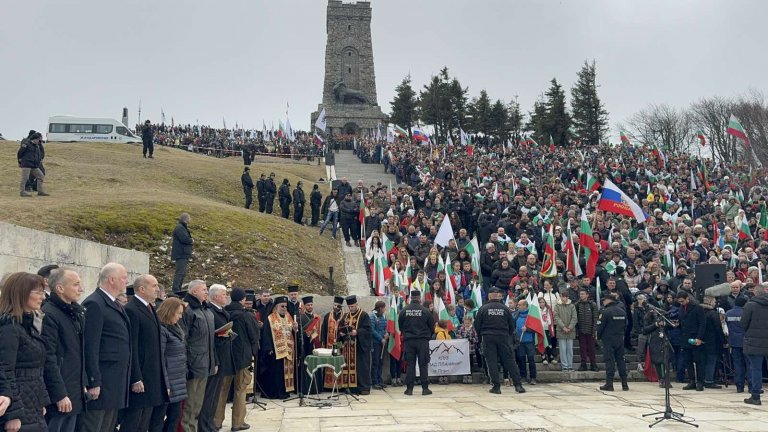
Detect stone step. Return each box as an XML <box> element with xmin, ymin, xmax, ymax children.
<box><xmin>413</xmin><ymin>370</ymin><xmax>647</xmax><ymax>385</ymax></box>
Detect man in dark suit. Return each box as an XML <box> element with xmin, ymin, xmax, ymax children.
<box><xmin>200</xmin><ymin>284</ymin><xmax>235</xmax><ymax>432</ymax></box>
<box><xmin>41</xmin><ymin>267</ymin><xmax>85</xmax><ymax>432</ymax></box>
<box><xmin>122</xmin><ymin>275</ymin><xmax>168</xmax><ymax>431</ymax></box>
<box><xmin>677</xmin><ymin>291</ymin><xmax>706</xmax><ymax>391</ymax></box>
<box><xmin>80</xmin><ymin>263</ymin><xmax>132</xmax><ymax>432</ymax></box>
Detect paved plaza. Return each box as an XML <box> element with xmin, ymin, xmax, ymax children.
<box><xmin>224</xmin><ymin>382</ymin><xmax>767</xmax><ymax>431</ymax></box>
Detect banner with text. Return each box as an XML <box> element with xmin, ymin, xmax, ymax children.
<box><xmin>416</xmin><ymin>339</ymin><xmax>471</xmax><ymax>376</ymax></box>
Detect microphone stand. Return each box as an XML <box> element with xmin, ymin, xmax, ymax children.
<box><xmin>642</xmin><ymin>304</ymin><xmax>699</xmax><ymax>428</ymax></box>
<box><xmin>283</xmin><ymin>303</ymin><xmax>305</xmax><ymax>406</ymax></box>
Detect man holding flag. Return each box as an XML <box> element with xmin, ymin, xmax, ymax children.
<box><xmin>474</xmin><ymin>288</ymin><xmax>526</xmax><ymax>394</ymax></box>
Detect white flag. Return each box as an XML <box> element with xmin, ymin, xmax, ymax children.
<box><xmin>434</xmin><ymin>214</ymin><xmax>454</xmax><ymax>248</ymax></box>
<box><xmin>286</xmin><ymin>118</ymin><xmax>294</xmax><ymax>142</ymax></box>
<box><xmin>314</xmin><ymin>108</ymin><xmax>327</xmax><ymax>131</ymax></box>
<box><xmin>447</xmin><ymin>134</ymin><xmax>454</xmax><ymax>146</ymax></box>
<box><xmin>386</xmin><ymin>127</ymin><xmax>395</xmax><ymax>143</ymax></box>
<box><xmin>460</xmin><ymin>128</ymin><xmax>468</xmax><ymax>146</ymax></box>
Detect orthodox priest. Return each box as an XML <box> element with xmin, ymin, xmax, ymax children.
<box><xmin>336</xmin><ymin>295</ymin><xmax>373</xmax><ymax>395</ymax></box>
<box><xmin>258</xmin><ymin>296</ymin><xmax>297</xmax><ymax>399</ymax></box>
<box><xmin>321</xmin><ymin>296</ymin><xmax>345</xmax><ymax>390</ymax></box>
<box><xmin>299</xmin><ymin>295</ymin><xmax>323</xmax><ymax>394</ymax></box>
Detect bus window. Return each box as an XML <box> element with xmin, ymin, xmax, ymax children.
<box><xmin>116</xmin><ymin>126</ymin><xmax>130</xmax><ymax>136</ymax></box>
<box><xmin>68</xmin><ymin>124</ymin><xmax>94</xmax><ymax>133</ymax></box>
<box><xmin>95</xmin><ymin>124</ymin><xmax>113</xmax><ymax>134</ymax></box>
<box><xmin>49</xmin><ymin>123</ymin><xmax>67</xmax><ymax>133</ymax></box>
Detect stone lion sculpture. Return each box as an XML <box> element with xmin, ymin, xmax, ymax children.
<box><xmin>333</xmin><ymin>80</ymin><xmax>369</xmax><ymax>105</ymax></box>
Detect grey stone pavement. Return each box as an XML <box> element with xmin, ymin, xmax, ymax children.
<box><xmin>332</xmin><ymin>150</ymin><xmax>397</xmax><ymax>297</ymax></box>
<box><xmin>222</xmin><ymin>381</ymin><xmax>767</xmax><ymax>431</ymax></box>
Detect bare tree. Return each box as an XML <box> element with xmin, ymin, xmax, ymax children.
<box><xmin>689</xmin><ymin>96</ymin><xmax>736</xmax><ymax>163</ymax></box>
<box><xmin>732</xmin><ymin>90</ymin><xmax>768</xmax><ymax>166</ymax></box>
<box><xmin>622</xmin><ymin>104</ymin><xmax>692</xmax><ymax>153</ymax></box>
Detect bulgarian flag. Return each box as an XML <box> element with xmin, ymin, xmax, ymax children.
<box><xmin>759</xmin><ymin>205</ymin><xmax>768</xmax><ymax>230</ymax></box>
<box><xmin>662</xmin><ymin>242</ymin><xmax>676</xmax><ymax>278</ymax></box>
<box><xmin>404</xmin><ymin>260</ymin><xmax>413</xmax><ymax>287</ymax></box>
<box><xmin>580</xmin><ymin>209</ymin><xmax>599</xmax><ymax>279</ymax></box>
<box><xmin>434</xmin><ymin>296</ymin><xmax>454</xmax><ymax>331</ymax></box>
<box><xmin>713</xmin><ymin>218</ymin><xmax>724</xmax><ymax>251</ymax></box>
<box><xmin>525</xmin><ymin>292</ymin><xmax>549</xmax><ymax>354</ymax></box>
<box><xmin>620</xmin><ymin>130</ymin><xmax>631</xmax><ymax>146</ymax></box>
<box><xmin>394</xmin><ymin>125</ymin><xmax>409</xmax><ymax>138</ymax></box>
<box><xmin>444</xmin><ymin>254</ymin><xmax>458</xmax><ymax>305</ymax></box>
<box><xmin>565</xmin><ymin>220</ymin><xmax>583</xmax><ymax>277</ymax></box>
<box><xmin>277</xmin><ymin>120</ymin><xmax>285</xmax><ymax>138</ymax></box>
<box><xmin>696</xmin><ymin>129</ymin><xmax>707</xmax><ymax>146</ymax></box>
<box><xmin>738</xmin><ymin>214</ymin><xmax>753</xmax><ymax>240</ymax></box>
<box><xmin>540</xmin><ymin>225</ymin><xmax>558</xmax><ymax>278</ymax></box>
<box><xmin>586</xmin><ymin>172</ymin><xmax>601</xmax><ymax>192</ymax></box>
<box><xmin>465</xmin><ymin>237</ymin><xmax>482</xmax><ymax>277</ymax></box>
<box><xmin>727</xmin><ymin>115</ymin><xmax>750</xmax><ymax>145</ymax></box>
<box><xmin>471</xmin><ymin>282</ymin><xmax>483</xmax><ymax>310</ymax></box>
<box><xmin>386</xmin><ymin>295</ymin><xmax>402</xmax><ymax>359</ymax></box>
<box><xmin>549</xmin><ymin>134</ymin><xmax>556</xmax><ymax>153</ymax></box>
<box><xmin>383</xmin><ymin>236</ymin><xmax>395</xmax><ymax>258</ymax></box>
<box><xmin>359</xmin><ymin>192</ymin><xmax>366</xmax><ymax>244</ymax></box>
<box><xmin>371</xmin><ymin>252</ymin><xmax>392</xmax><ymax>296</ymax></box>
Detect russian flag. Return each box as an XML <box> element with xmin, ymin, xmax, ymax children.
<box><xmin>598</xmin><ymin>179</ymin><xmax>649</xmax><ymax>223</ymax></box>
<box><xmin>412</xmin><ymin>129</ymin><xmax>430</xmax><ymax>143</ymax></box>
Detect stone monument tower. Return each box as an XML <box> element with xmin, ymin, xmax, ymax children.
<box><xmin>311</xmin><ymin>1</ymin><xmax>386</xmax><ymax>137</ymax></box>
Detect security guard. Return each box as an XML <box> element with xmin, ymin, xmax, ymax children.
<box><xmin>241</xmin><ymin>167</ymin><xmax>254</xmax><ymax>209</ymax></box>
<box><xmin>474</xmin><ymin>288</ymin><xmax>526</xmax><ymax>394</ymax></box>
<box><xmin>398</xmin><ymin>290</ymin><xmax>435</xmax><ymax>396</ymax></box>
<box><xmin>597</xmin><ymin>292</ymin><xmax>629</xmax><ymax>391</ymax></box>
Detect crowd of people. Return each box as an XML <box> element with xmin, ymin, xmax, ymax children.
<box><xmin>137</xmin><ymin>123</ymin><xmax>325</xmax><ymax>163</ymax></box>
<box><xmin>324</xmin><ymin>132</ymin><xmax>768</xmax><ymax>404</ymax></box>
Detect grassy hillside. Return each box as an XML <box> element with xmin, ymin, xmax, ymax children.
<box><xmin>0</xmin><ymin>141</ymin><xmax>345</xmax><ymax>294</ymax></box>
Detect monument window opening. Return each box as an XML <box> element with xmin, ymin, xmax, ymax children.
<box><xmin>340</xmin><ymin>46</ymin><xmax>360</xmax><ymax>90</ymax></box>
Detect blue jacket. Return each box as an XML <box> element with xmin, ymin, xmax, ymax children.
<box><xmin>515</xmin><ymin>309</ymin><xmax>534</xmax><ymax>344</ymax></box>
<box><xmin>725</xmin><ymin>306</ymin><xmax>745</xmax><ymax>348</ymax></box>
<box><xmin>371</xmin><ymin>310</ymin><xmax>387</xmax><ymax>344</ymax></box>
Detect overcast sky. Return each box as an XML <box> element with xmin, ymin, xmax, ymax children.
<box><xmin>1</xmin><ymin>0</ymin><xmax>766</xmax><ymax>141</ymax></box>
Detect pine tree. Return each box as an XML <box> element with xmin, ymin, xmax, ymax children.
<box><xmin>390</xmin><ymin>75</ymin><xmax>417</xmax><ymax>132</ymax></box>
<box><xmin>526</xmin><ymin>95</ymin><xmax>548</xmax><ymax>143</ymax></box>
<box><xmin>489</xmin><ymin>99</ymin><xmax>509</xmax><ymax>140</ymax></box>
<box><xmin>544</xmin><ymin>78</ymin><xmax>571</xmax><ymax>147</ymax></box>
<box><xmin>571</xmin><ymin>60</ymin><xmax>609</xmax><ymax>146</ymax></box>
<box><xmin>508</xmin><ymin>99</ymin><xmax>524</xmax><ymax>142</ymax></box>
<box><xmin>467</xmin><ymin>90</ymin><xmax>493</xmax><ymax>135</ymax></box>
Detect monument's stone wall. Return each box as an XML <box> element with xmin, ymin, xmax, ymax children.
<box><xmin>312</xmin><ymin>1</ymin><xmax>386</xmax><ymax>136</ymax></box>
<box><xmin>0</xmin><ymin>221</ymin><xmax>149</xmax><ymax>295</ymax></box>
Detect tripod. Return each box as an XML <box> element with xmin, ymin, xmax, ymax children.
<box><xmin>642</xmin><ymin>307</ymin><xmax>698</xmax><ymax>428</ymax></box>
<box><xmin>283</xmin><ymin>310</ymin><xmax>306</xmax><ymax>406</ymax></box>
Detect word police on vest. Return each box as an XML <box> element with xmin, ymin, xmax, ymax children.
<box><xmin>488</xmin><ymin>309</ymin><xmax>504</xmax><ymax>316</ymax></box>
<box><xmin>405</xmin><ymin>309</ymin><xmax>423</xmax><ymax>316</ymax></box>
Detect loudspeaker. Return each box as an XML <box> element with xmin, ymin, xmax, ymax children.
<box><xmin>694</xmin><ymin>264</ymin><xmax>727</xmax><ymax>296</ymax></box>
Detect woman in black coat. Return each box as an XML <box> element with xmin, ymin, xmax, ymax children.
<box><xmin>643</xmin><ymin>310</ymin><xmax>673</xmax><ymax>388</ymax></box>
<box><xmin>41</xmin><ymin>268</ymin><xmax>86</xmax><ymax>432</ymax></box>
<box><xmin>157</xmin><ymin>298</ymin><xmax>188</xmax><ymax>432</ymax></box>
<box><xmin>0</xmin><ymin>272</ymin><xmax>53</xmax><ymax>431</ymax></box>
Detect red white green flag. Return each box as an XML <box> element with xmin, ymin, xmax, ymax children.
<box><xmin>738</xmin><ymin>214</ymin><xmax>753</xmax><ymax>240</ymax></box>
<box><xmin>696</xmin><ymin>130</ymin><xmax>707</xmax><ymax>146</ymax></box>
<box><xmin>525</xmin><ymin>292</ymin><xmax>549</xmax><ymax>354</ymax></box>
<box><xmin>444</xmin><ymin>254</ymin><xmax>457</xmax><ymax>305</ymax></box>
<box><xmin>586</xmin><ymin>173</ymin><xmax>601</xmax><ymax>192</ymax></box>
<box><xmin>579</xmin><ymin>209</ymin><xmax>599</xmax><ymax>279</ymax></box>
<box><xmin>383</xmin><ymin>236</ymin><xmax>395</xmax><ymax>257</ymax></box>
<box><xmin>549</xmin><ymin>134</ymin><xmax>556</xmax><ymax>152</ymax></box>
<box><xmin>434</xmin><ymin>296</ymin><xmax>454</xmax><ymax>331</ymax></box>
<box><xmin>620</xmin><ymin>130</ymin><xmax>631</xmax><ymax>146</ymax></box>
<box><xmin>565</xmin><ymin>220</ymin><xmax>583</xmax><ymax>277</ymax></box>
<box><xmin>727</xmin><ymin>115</ymin><xmax>750</xmax><ymax>145</ymax></box>
<box><xmin>371</xmin><ymin>252</ymin><xmax>392</xmax><ymax>296</ymax></box>
<box><xmin>540</xmin><ymin>225</ymin><xmax>558</xmax><ymax>278</ymax></box>
<box><xmin>386</xmin><ymin>295</ymin><xmax>402</xmax><ymax>359</ymax></box>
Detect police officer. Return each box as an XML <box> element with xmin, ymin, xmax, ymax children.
<box><xmin>474</xmin><ymin>288</ymin><xmax>526</xmax><ymax>394</ymax></box>
<box><xmin>398</xmin><ymin>290</ymin><xmax>434</xmax><ymax>396</ymax></box>
<box><xmin>241</xmin><ymin>167</ymin><xmax>254</xmax><ymax>209</ymax></box>
<box><xmin>597</xmin><ymin>292</ymin><xmax>629</xmax><ymax>391</ymax></box>
<box><xmin>264</xmin><ymin>172</ymin><xmax>277</xmax><ymax>214</ymax></box>
<box><xmin>256</xmin><ymin>173</ymin><xmax>267</xmax><ymax>212</ymax></box>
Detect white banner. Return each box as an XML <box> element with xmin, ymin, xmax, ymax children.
<box><xmin>416</xmin><ymin>339</ymin><xmax>471</xmax><ymax>376</ymax></box>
